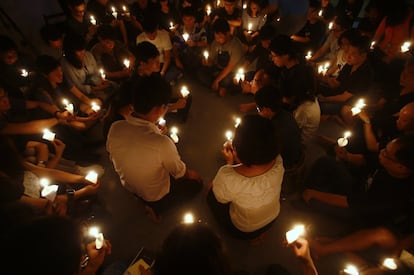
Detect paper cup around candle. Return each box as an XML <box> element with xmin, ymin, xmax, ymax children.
<box><xmin>180</xmin><ymin>86</ymin><xmax>190</xmax><ymax>97</ymax></box>
<box><xmin>158</xmin><ymin>117</ymin><xmax>166</xmax><ymax>127</ymax></box>
<box><xmin>85</xmin><ymin>171</ymin><xmax>98</xmax><ymax>184</ymax></box>
<box><xmin>123</xmin><ymin>59</ymin><xmax>130</xmax><ymax>68</ymax></box>
<box><xmin>343</xmin><ymin>264</ymin><xmax>359</xmax><ymax>275</ymax></box>
<box><xmin>42</xmin><ymin>129</ymin><xmax>56</xmax><ymax>141</ymax></box>
<box><xmin>170</xmin><ymin>127</ymin><xmax>179</xmax><ymax>143</ymax></box>
<box><xmin>183</xmin><ymin>33</ymin><xmax>189</xmax><ymax>42</ymax></box>
<box><xmin>203</xmin><ymin>50</ymin><xmax>209</xmax><ymax>60</ymax></box>
<box><xmin>95</xmin><ymin>233</ymin><xmax>104</xmax><ymax>249</ymax></box>
<box><xmin>40</xmin><ymin>178</ymin><xmax>50</xmax><ymax>189</ymax></box>
<box><xmin>305</xmin><ymin>51</ymin><xmax>312</xmax><ymax>60</ymax></box>
<box><xmin>285</xmin><ymin>224</ymin><xmax>305</xmax><ymax>244</ymax></box>
<box><xmin>382</xmin><ymin>258</ymin><xmax>397</xmax><ymax>270</ymax></box>
<box><xmin>401</xmin><ymin>41</ymin><xmax>411</xmax><ymax>53</ymax></box>
<box><xmin>99</xmin><ymin>68</ymin><xmax>106</xmax><ymax>80</ymax></box>
<box><xmin>41</xmin><ymin>185</ymin><xmax>58</xmax><ymax>201</ymax></box>
<box><xmin>90</xmin><ymin>15</ymin><xmax>97</xmax><ymax>25</ymax></box>
<box><xmin>91</xmin><ymin>102</ymin><xmax>101</xmax><ymax>112</ymax></box>
<box><xmin>21</xmin><ymin>69</ymin><xmax>28</xmax><ymax>77</ymax></box>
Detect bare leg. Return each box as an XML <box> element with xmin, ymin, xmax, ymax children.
<box><xmin>310</xmin><ymin>227</ymin><xmax>399</xmax><ymax>259</ymax></box>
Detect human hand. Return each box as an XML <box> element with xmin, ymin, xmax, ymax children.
<box><xmin>174</xmin><ymin>98</ymin><xmax>187</xmax><ymax>110</ymax></box>
<box><xmin>82</xmin><ymin>181</ymin><xmax>101</xmax><ymax>196</ymax></box>
<box><xmin>85</xmin><ymin>240</ymin><xmax>112</xmax><ymax>272</ymax></box>
<box><xmin>241</xmin><ymin>80</ymin><xmax>252</xmax><ymax>94</ymax></box>
<box><xmin>53</xmin><ymin>194</ymin><xmax>68</xmax><ymax>216</ymax></box>
<box><xmin>212</xmin><ymin>79</ymin><xmax>219</xmax><ymax>91</ymax></box>
<box><xmin>222</xmin><ymin>144</ymin><xmax>234</xmax><ymax>164</ymax></box>
<box><xmin>357</xmin><ymin>110</ymin><xmax>370</xmax><ymax>124</ymax></box>
<box><xmin>52</xmin><ymin>138</ymin><xmax>66</xmax><ymax>156</ymax></box>
<box><xmin>292</xmin><ymin>238</ymin><xmax>313</xmax><ymax>264</ymax></box>
<box><xmin>334</xmin><ymin>145</ymin><xmax>348</xmax><ymax>160</ymax></box>
<box><xmin>302</xmin><ymin>189</ymin><xmax>314</xmax><ymax>204</ymax></box>
<box><xmin>186</xmin><ymin>39</ymin><xmax>196</xmax><ymax>47</ymax></box>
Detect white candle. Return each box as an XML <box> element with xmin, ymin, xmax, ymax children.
<box><xmin>370</xmin><ymin>41</ymin><xmax>376</xmax><ymax>50</ymax></box>
<box><xmin>247</xmin><ymin>23</ymin><xmax>253</xmax><ymax>33</ymax></box>
<box><xmin>183</xmin><ymin>212</ymin><xmax>194</xmax><ymax>224</ymax></box>
<box><xmin>305</xmin><ymin>51</ymin><xmax>312</xmax><ymax>60</ymax></box>
<box><xmin>401</xmin><ymin>41</ymin><xmax>411</xmax><ymax>53</ymax></box>
<box><xmin>62</xmin><ymin>98</ymin><xmax>74</xmax><ymax>115</ymax></box>
<box><xmin>158</xmin><ymin>117</ymin><xmax>166</xmax><ymax>127</ymax></box>
<box><xmin>337</xmin><ymin>131</ymin><xmax>351</xmax><ymax>147</ymax></box>
<box><xmin>223</xmin><ymin>130</ymin><xmax>233</xmax><ymax>147</ymax></box>
<box><xmin>351</xmin><ymin>98</ymin><xmax>366</xmax><ymax>116</ymax></box>
<box><xmin>234</xmin><ymin>68</ymin><xmax>245</xmax><ymax>82</ymax></box>
<box><xmin>123</xmin><ymin>59</ymin><xmax>130</xmax><ymax>68</ymax></box>
<box><xmin>89</xmin><ymin>227</ymin><xmax>104</xmax><ymax>250</ymax></box>
<box><xmin>41</xmin><ymin>185</ymin><xmax>58</xmax><ymax>201</ymax></box>
<box><xmin>243</xmin><ymin>3</ymin><xmax>247</xmax><ymax>9</ymax></box>
<box><xmin>285</xmin><ymin>224</ymin><xmax>305</xmax><ymax>244</ymax></box>
<box><xmin>217</xmin><ymin>0</ymin><xmax>220</xmax><ymax>7</ymax></box>
<box><xmin>182</xmin><ymin>32</ymin><xmax>189</xmax><ymax>42</ymax></box>
<box><xmin>318</xmin><ymin>9</ymin><xmax>323</xmax><ymax>17</ymax></box>
<box><xmin>85</xmin><ymin>170</ymin><xmax>98</xmax><ymax>184</ymax></box>
<box><xmin>382</xmin><ymin>258</ymin><xmax>397</xmax><ymax>270</ymax></box>
<box><xmin>206</xmin><ymin>5</ymin><xmax>212</xmax><ymax>16</ymax></box>
<box><xmin>111</xmin><ymin>7</ymin><xmax>117</xmax><ymax>19</ymax></box>
<box><xmin>169</xmin><ymin>21</ymin><xmax>174</xmax><ymax>30</ymax></box>
<box><xmin>328</xmin><ymin>21</ymin><xmax>333</xmax><ymax>30</ymax></box>
<box><xmin>21</xmin><ymin>69</ymin><xmax>28</xmax><ymax>77</ymax></box>
<box><xmin>122</xmin><ymin>5</ymin><xmax>126</xmax><ymax>12</ymax></box>
<box><xmin>42</xmin><ymin>129</ymin><xmax>56</xmax><ymax>142</ymax></box>
<box><xmin>203</xmin><ymin>50</ymin><xmax>209</xmax><ymax>60</ymax></box>
<box><xmin>91</xmin><ymin>101</ymin><xmax>101</xmax><ymax>112</ymax></box>
<box><xmin>170</xmin><ymin>127</ymin><xmax>179</xmax><ymax>143</ymax></box>
<box><xmin>180</xmin><ymin>86</ymin><xmax>190</xmax><ymax>97</ymax></box>
<box><xmin>99</xmin><ymin>68</ymin><xmax>106</xmax><ymax>80</ymax></box>
<box><xmin>234</xmin><ymin>117</ymin><xmax>241</xmax><ymax>128</ymax></box>
<box><xmin>343</xmin><ymin>264</ymin><xmax>359</xmax><ymax>275</ymax></box>
<box><xmin>90</xmin><ymin>15</ymin><xmax>97</xmax><ymax>25</ymax></box>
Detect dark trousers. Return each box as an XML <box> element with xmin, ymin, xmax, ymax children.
<box><xmin>144</xmin><ymin>176</ymin><xmax>202</xmax><ymax>216</ymax></box>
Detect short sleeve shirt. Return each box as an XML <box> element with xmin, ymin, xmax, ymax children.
<box><xmin>136</xmin><ymin>30</ymin><xmax>172</xmax><ymax>63</ymax></box>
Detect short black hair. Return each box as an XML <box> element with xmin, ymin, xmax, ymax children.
<box><xmin>35</xmin><ymin>55</ymin><xmax>60</xmax><ymax>75</ymax></box>
<box><xmin>63</xmin><ymin>34</ymin><xmax>86</xmax><ymax>68</ymax></box>
<box><xmin>233</xmin><ymin>114</ymin><xmax>279</xmax><ymax>166</ymax></box>
<box><xmin>40</xmin><ymin>24</ymin><xmax>63</xmax><ymax>43</ymax></box>
<box><xmin>334</xmin><ymin>14</ymin><xmax>353</xmax><ymax>30</ymax></box>
<box><xmin>133</xmin><ymin>75</ymin><xmax>172</xmax><ymax>114</ymax></box>
<box><xmin>349</xmin><ymin>34</ymin><xmax>371</xmax><ymax>54</ymax></box>
<box><xmin>394</xmin><ymin>134</ymin><xmax>414</xmax><ymax>171</ymax></box>
<box><xmin>142</xmin><ymin>12</ymin><xmax>159</xmax><ymax>33</ymax></box>
<box><xmin>135</xmin><ymin>41</ymin><xmax>160</xmax><ymax>63</ymax></box>
<box><xmin>212</xmin><ymin>18</ymin><xmax>230</xmax><ymax>34</ymax></box>
<box><xmin>97</xmin><ymin>25</ymin><xmax>117</xmax><ymax>41</ymax></box>
<box><xmin>68</xmin><ymin>0</ymin><xmax>84</xmax><ymax>8</ymax></box>
<box><xmin>269</xmin><ymin>35</ymin><xmax>298</xmax><ymax>58</ymax></box>
<box><xmin>181</xmin><ymin>7</ymin><xmax>196</xmax><ymax>18</ymax></box>
<box><xmin>309</xmin><ymin>0</ymin><xmax>321</xmax><ymax>9</ymax></box>
<box><xmin>0</xmin><ymin>35</ymin><xmax>18</xmax><ymax>53</ymax></box>
<box><xmin>338</xmin><ymin>28</ymin><xmax>361</xmax><ymax>46</ymax></box>
<box><xmin>254</xmin><ymin>86</ymin><xmax>283</xmax><ymax>113</ymax></box>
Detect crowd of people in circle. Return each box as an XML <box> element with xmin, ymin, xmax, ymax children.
<box><xmin>1</xmin><ymin>0</ymin><xmax>414</xmax><ymax>274</ymax></box>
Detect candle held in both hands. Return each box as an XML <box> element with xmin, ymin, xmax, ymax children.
<box><xmin>337</xmin><ymin>131</ymin><xmax>351</xmax><ymax>147</ymax></box>
<box><xmin>85</xmin><ymin>171</ymin><xmax>98</xmax><ymax>184</ymax></box>
<box><xmin>42</xmin><ymin>129</ymin><xmax>56</xmax><ymax>142</ymax></box>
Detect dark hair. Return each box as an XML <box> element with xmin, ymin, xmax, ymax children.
<box><xmin>309</xmin><ymin>0</ymin><xmax>321</xmax><ymax>9</ymax></box>
<box><xmin>394</xmin><ymin>134</ymin><xmax>414</xmax><ymax>171</ymax></box>
<box><xmin>348</xmin><ymin>34</ymin><xmax>370</xmax><ymax>54</ymax></box>
<box><xmin>135</xmin><ymin>41</ymin><xmax>160</xmax><ymax>63</ymax></box>
<box><xmin>97</xmin><ymin>25</ymin><xmax>117</xmax><ymax>41</ymax></box>
<box><xmin>334</xmin><ymin>14</ymin><xmax>353</xmax><ymax>30</ymax></box>
<box><xmin>258</xmin><ymin>24</ymin><xmax>275</xmax><ymax>40</ymax></box>
<box><xmin>247</xmin><ymin>0</ymin><xmax>262</xmax><ymax>17</ymax></box>
<box><xmin>68</xmin><ymin>0</ymin><xmax>85</xmax><ymax>8</ymax></box>
<box><xmin>133</xmin><ymin>75</ymin><xmax>171</xmax><ymax>114</ymax></box>
<box><xmin>63</xmin><ymin>34</ymin><xmax>86</xmax><ymax>69</ymax></box>
<box><xmin>233</xmin><ymin>114</ymin><xmax>279</xmax><ymax>166</ymax></box>
<box><xmin>0</xmin><ymin>35</ymin><xmax>18</xmax><ymax>53</ymax></box>
<box><xmin>4</xmin><ymin>216</ymin><xmax>82</xmax><ymax>275</ymax></box>
<box><xmin>181</xmin><ymin>6</ymin><xmax>196</xmax><ymax>18</ymax></box>
<box><xmin>142</xmin><ymin>12</ymin><xmax>159</xmax><ymax>33</ymax></box>
<box><xmin>40</xmin><ymin>24</ymin><xmax>63</xmax><ymax>43</ymax></box>
<box><xmin>269</xmin><ymin>35</ymin><xmax>298</xmax><ymax>59</ymax></box>
<box><xmin>255</xmin><ymin>86</ymin><xmax>283</xmax><ymax>113</ymax></box>
<box><xmin>338</xmin><ymin>28</ymin><xmax>361</xmax><ymax>47</ymax></box>
<box><xmin>153</xmin><ymin>223</ymin><xmax>231</xmax><ymax>275</ymax></box>
<box><xmin>36</xmin><ymin>55</ymin><xmax>60</xmax><ymax>75</ymax></box>
<box><xmin>212</xmin><ymin>18</ymin><xmax>230</xmax><ymax>34</ymax></box>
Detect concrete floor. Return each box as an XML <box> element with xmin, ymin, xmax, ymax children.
<box><xmin>93</xmin><ymin>76</ymin><xmax>352</xmax><ymax>275</ymax></box>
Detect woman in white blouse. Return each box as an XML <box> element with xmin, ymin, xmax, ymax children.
<box><xmin>207</xmin><ymin>114</ymin><xmax>284</xmax><ymax>240</ymax></box>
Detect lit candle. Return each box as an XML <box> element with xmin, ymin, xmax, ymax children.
<box><xmin>182</xmin><ymin>32</ymin><xmax>189</xmax><ymax>42</ymax></box>
<box><xmin>370</xmin><ymin>41</ymin><xmax>376</xmax><ymax>50</ymax></box>
<box><xmin>111</xmin><ymin>6</ymin><xmax>118</xmax><ymax>19</ymax></box>
<box><xmin>243</xmin><ymin>3</ymin><xmax>247</xmax><ymax>9</ymax></box>
<box><xmin>216</xmin><ymin>0</ymin><xmax>220</xmax><ymax>7</ymax></box>
<box><xmin>91</xmin><ymin>101</ymin><xmax>101</xmax><ymax>112</ymax></box>
<box><xmin>99</xmin><ymin>68</ymin><xmax>106</xmax><ymax>80</ymax></box>
<box><xmin>337</xmin><ymin>131</ymin><xmax>351</xmax><ymax>147</ymax></box>
<box><xmin>343</xmin><ymin>264</ymin><xmax>359</xmax><ymax>275</ymax></box>
<box><xmin>203</xmin><ymin>50</ymin><xmax>209</xmax><ymax>60</ymax></box>
<box><xmin>247</xmin><ymin>23</ymin><xmax>253</xmax><ymax>34</ymax></box>
<box><xmin>40</xmin><ymin>178</ymin><xmax>58</xmax><ymax>201</ymax></box>
<box><xmin>206</xmin><ymin>5</ymin><xmax>211</xmax><ymax>16</ymax></box>
<box><xmin>182</xmin><ymin>212</ymin><xmax>194</xmax><ymax>224</ymax></box>
<box><xmin>285</xmin><ymin>224</ymin><xmax>305</xmax><ymax>244</ymax></box>
<box><xmin>276</xmin><ymin>17</ymin><xmax>280</xmax><ymax>22</ymax></box>
<box><xmin>169</xmin><ymin>21</ymin><xmax>174</xmax><ymax>30</ymax></box>
<box><xmin>90</xmin><ymin>15</ymin><xmax>97</xmax><ymax>25</ymax></box>
<box><xmin>401</xmin><ymin>41</ymin><xmax>411</xmax><ymax>53</ymax></box>
<box><xmin>62</xmin><ymin>98</ymin><xmax>74</xmax><ymax>115</ymax></box>
<box><xmin>234</xmin><ymin>68</ymin><xmax>245</xmax><ymax>82</ymax></box>
<box><xmin>123</xmin><ymin>58</ymin><xmax>130</xmax><ymax>68</ymax></box>
<box><xmin>89</xmin><ymin>227</ymin><xmax>104</xmax><ymax>250</ymax></box>
<box><xmin>180</xmin><ymin>86</ymin><xmax>190</xmax><ymax>97</ymax></box>
<box><xmin>351</xmin><ymin>98</ymin><xmax>366</xmax><ymax>116</ymax></box>
<box><xmin>328</xmin><ymin>21</ymin><xmax>333</xmax><ymax>30</ymax></box>
<box><xmin>158</xmin><ymin>117</ymin><xmax>166</xmax><ymax>127</ymax></box>
<box><xmin>122</xmin><ymin>5</ymin><xmax>126</xmax><ymax>12</ymax></box>
<box><xmin>40</xmin><ymin>178</ymin><xmax>50</xmax><ymax>189</ymax></box>
<box><xmin>234</xmin><ymin>117</ymin><xmax>241</xmax><ymax>128</ymax></box>
<box><xmin>382</xmin><ymin>258</ymin><xmax>397</xmax><ymax>270</ymax></box>
<box><xmin>318</xmin><ymin>9</ymin><xmax>323</xmax><ymax>17</ymax></box>
<box><xmin>170</xmin><ymin>127</ymin><xmax>179</xmax><ymax>143</ymax></box>
<box><xmin>318</xmin><ymin>62</ymin><xmax>330</xmax><ymax>75</ymax></box>
<box><xmin>85</xmin><ymin>170</ymin><xmax>98</xmax><ymax>184</ymax></box>
<box><xmin>42</xmin><ymin>129</ymin><xmax>56</xmax><ymax>142</ymax></box>
<box><xmin>20</xmin><ymin>69</ymin><xmax>28</xmax><ymax>77</ymax></box>
<box><xmin>305</xmin><ymin>51</ymin><xmax>312</xmax><ymax>60</ymax></box>
<box><xmin>223</xmin><ymin>130</ymin><xmax>233</xmax><ymax>147</ymax></box>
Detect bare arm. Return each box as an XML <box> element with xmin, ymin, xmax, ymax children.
<box><xmin>23</xmin><ymin>162</ymin><xmax>90</xmax><ymax>185</ymax></box>
<box><xmin>319</xmin><ymin>91</ymin><xmax>353</xmax><ymax>103</ymax></box>
<box><xmin>1</xmin><ymin>118</ymin><xmax>59</xmax><ymax>135</ymax></box>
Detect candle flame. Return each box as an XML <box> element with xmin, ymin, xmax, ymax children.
<box><xmin>225</xmin><ymin>130</ymin><xmax>233</xmax><ymax>141</ymax></box>
<box><xmin>286</xmin><ymin>224</ymin><xmax>305</xmax><ymax>244</ymax></box>
<box><xmin>343</xmin><ymin>264</ymin><xmax>359</xmax><ymax>275</ymax></box>
<box><xmin>234</xmin><ymin>117</ymin><xmax>241</xmax><ymax>128</ymax></box>
<box><xmin>183</xmin><ymin>212</ymin><xmax>194</xmax><ymax>224</ymax></box>
<box><xmin>382</xmin><ymin>258</ymin><xmax>397</xmax><ymax>270</ymax></box>
<box><xmin>39</xmin><ymin>178</ymin><xmax>50</xmax><ymax>188</ymax></box>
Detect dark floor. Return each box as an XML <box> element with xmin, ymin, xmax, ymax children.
<box><xmin>91</xmin><ymin>75</ymin><xmax>353</xmax><ymax>275</ymax></box>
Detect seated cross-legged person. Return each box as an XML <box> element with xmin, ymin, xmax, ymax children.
<box><xmin>207</xmin><ymin>114</ymin><xmax>284</xmax><ymax>241</ymax></box>
<box><xmin>106</xmin><ymin>75</ymin><xmax>202</xmax><ymax>222</ymax></box>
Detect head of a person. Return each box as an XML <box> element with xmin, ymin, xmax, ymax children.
<box><xmin>269</xmin><ymin>35</ymin><xmax>298</xmax><ymax>67</ymax></box>
<box><xmin>338</xmin><ymin>28</ymin><xmax>360</xmax><ymax>52</ymax></box>
<box><xmin>153</xmin><ymin>223</ymin><xmax>231</xmax><ymax>275</ymax></box>
<box><xmin>321</xmin><ymin>0</ymin><xmax>329</xmax><ymax>7</ymax></box>
<box><xmin>68</xmin><ymin>0</ymin><xmax>86</xmax><ymax>20</ymax></box>
<box><xmin>400</xmin><ymin>57</ymin><xmax>414</xmax><ymax>90</ymax></box>
<box><xmin>40</xmin><ymin>25</ymin><xmax>63</xmax><ymax>49</ymax></box>
<box><xmin>181</xmin><ymin>7</ymin><xmax>196</xmax><ymax>28</ymax></box>
<box><xmin>135</xmin><ymin>41</ymin><xmax>160</xmax><ymax>74</ymax></box>
<box><xmin>223</xmin><ymin>0</ymin><xmax>236</xmax><ymax>14</ymax></box>
<box><xmin>96</xmin><ymin>25</ymin><xmax>117</xmax><ymax>52</ymax></box>
<box><xmin>251</xmin><ymin>69</ymin><xmax>272</xmax><ymax>94</ymax></box>
<box><xmin>233</xmin><ymin>114</ymin><xmax>279</xmax><ymax>166</ymax></box>
<box><xmin>332</xmin><ymin>14</ymin><xmax>353</xmax><ymax>38</ymax></box>
<box><xmin>308</xmin><ymin>0</ymin><xmax>321</xmax><ymax>21</ymax></box>
<box><xmin>142</xmin><ymin>13</ymin><xmax>159</xmax><ymax>40</ymax></box>
<box><xmin>379</xmin><ymin>134</ymin><xmax>414</xmax><ymax>178</ymax></box>
<box><xmin>132</xmin><ymin>74</ymin><xmax>171</xmax><ymax>118</ymax></box>
<box><xmin>4</xmin><ymin>216</ymin><xmax>83</xmax><ymax>275</ymax></box>
<box><xmin>258</xmin><ymin>25</ymin><xmax>274</xmax><ymax>49</ymax></box>
<box><xmin>213</xmin><ymin>18</ymin><xmax>231</xmax><ymax>45</ymax></box>
<box><xmin>181</xmin><ymin>0</ymin><xmax>193</xmax><ymax>8</ymax></box>
<box><xmin>248</xmin><ymin>0</ymin><xmax>261</xmax><ymax>16</ymax></box>
<box><xmin>63</xmin><ymin>34</ymin><xmax>86</xmax><ymax>69</ymax></box>
<box><xmin>0</xmin><ymin>87</ymin><xmax>11</xmax><ymax>114</ymax></box>
<box><xmin>35</xmin><ymin>55</ymin><xmax>63</xmax><ymax>86</ymax></box>
<box><xmin>385</xmin><ymin>0</ymin><xmax>408</xmax><ymax>27</ymax></box>
<box><xmin>0</xmin><ymin>35</ymin><xmax>18</xmax><ymax>65</ymax></box>
<box><xmin>254</xmin><ymin>86</ymin><xmax>283</xmax><ymax>117</ymax></box>
<box><xmin>159</xmin><ymin>0</ymin><xmax>169</xmax><ymax>7</ymax></box>
<box><xmin>346</xmin><ymin>34</ymin><xmax>369</xmax><ymax>66</ymax></box>
<box><xmin>396</xmin><ymin>102</ymin><xmax>414</xmax><ymax>132</ymax></box>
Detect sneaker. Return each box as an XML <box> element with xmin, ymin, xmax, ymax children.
<box><xmin>76</xmin><ymin>164</ymin><xmax>104</xmax><ymax>177</ymax></box>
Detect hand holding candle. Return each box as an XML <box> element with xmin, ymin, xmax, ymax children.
<box><xmin>318</xmin><ymin>9</ymin><xmax>323</xmax><ymax>17</ymax></box>
<box><xmin>328</xmin><ymin>21</ymin><xmax>333</xmax><ymax>30</ymax></box>
<box><xmin>305</xmin><ymin>51</ymin><xmax>312</xmax><ymax>61</ymax></box>
<box><xmin>285</xmin><ymin>224</ymin><xmax>305</xmax><ymax>244</ymax></box>
<box><xmin>40</xmin><ymin>178</ymin><xmax>58</xmax><ymax>201</ymax></box>
<box><xmin>203</xmin><ymin>50</ymin><xmax>209</xmax><ymax>61</ymax></box>
<box><xmin>382</xmin><ymin>258</ymin><xmax>397</xmax><ymax>270</ymax></box>
<box><xmin>183</xmin><ymin>32</ymin><xmax>189</xmax><ymax>42</ymax></box>
<box><xmin>401</xmin><ymin>41</ymin><xmax>411</xmax><ymax>53</ymax></box>
<box><xmin>317</xmin><ymin>62</ymin><xmax>330</xmax><ymax>76</ymax></box>
<box><xmin>169</xmin><ymin>21</ymin><xmax>175</xmax><ymax>30</ymax></box>
<box><xmin>180</xmin><ymin>86</ymin><xmax>190</xmax><ymax>97</ymax></box>
<box><xmin>111</xmin><ymin>6</ymin><xmax>118</xmax><ymax>19</ymax></box>
<box><xmin>351</xmin><ymin>98</ymin><xmax>366</xmax><ymax>116</ymax></box>
<box><xmin>123</xmin><ymin>59</ymin><xmax>130</xmax><ymax>69</ymax></box>
<box><xmin>247</xmin><ymin>23</ymin><xmax>253</xmax><ymax>34</ymax></box>
<box><xmin>223</xmin><ymin>130</ymin><xmax>233</xmax><ymax>147</ymax></box>
<box><xmin>89</xmin><ymin>227</ymin><xmax>104</xmax><ymax>250</ymax></box>
<box><xmin>370</xmin><ymin>41</ymin><xmax>376</xmax><ymax>50</ymax></box>
<box><xmin>62</xmin><ymin>98</ymin><xmax>74</xmax><ymax>115</ymax></box>
<box><xmin>337</xmin><ymin>131</ymin><xmax>351</xmax><ymax>147</ymax></box>
<box><xmin>90</xmin><ymin>15</ymin><xmax>97</xmax><ymax>25</ymax></box>
<box><xmin>234</xmin><ymin>68</ymin><xmax>245</xmax><ymax>83</ymax></box>
<box><xmin>99</xmin><ymin>68</ymin><xmax>106</xmax><ymax>80</ymax></box>
<box><xmin>234</xmin><ymin>117</ymin><xmax>241</xmax><ymax>128</ymax></box>
<box><xmin>42</xmin><ymin>129</ymin><xmax>56</xmax><ymax>141</ymax></box>
<box><xmin>85</xmin><ymin>170</ymin><xmax>98</xmax><ymax>184</ymax></box>
<box><xmin>91</xmin><ymin>101</ymin><xmax>101</xmax><ymax>112</ymax></box>
<box><xmin>170</xmin><ymin>127</ymin><xmax>179</xmax><ymax>143</ymax></box>
<box><xmin>21</xmin><ymin>69</ymin><xmax>29</xmax><ymax>77</ymax></box>
<box><xmin>206</xmin><ymin>5</ymin><xmax>211</xmax><ymax>16</ymax></box>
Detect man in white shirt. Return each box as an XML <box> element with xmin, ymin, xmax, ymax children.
<box><xmin>106</xmin><ymin>75</ymin><xmax>202</xmax><ymax>221</ymax></box>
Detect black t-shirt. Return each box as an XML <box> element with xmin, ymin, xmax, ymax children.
<box><xmin>278</xmin><ymin>63</ymin><xmax>315</xmax><ymax>99</ymax></box>
<box><xmin>295</xmin><ymin>20</ymin><xmax>327</xmax><ymax>52</ymax></box>
<box><xmin>337</xmin><ymin>61</ymin><xmax>374</xmax><ymax>97</ymax></box>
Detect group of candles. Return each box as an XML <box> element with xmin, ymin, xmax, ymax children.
<box><xmin>223</xmin><ymin>117</ymin><xmax>241</xmax><ymax>147</ymax></box>
<box><xmin>317</xmin><ymin>62</ymin><xmax>330</xmax><ymax>76</ymax></box>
